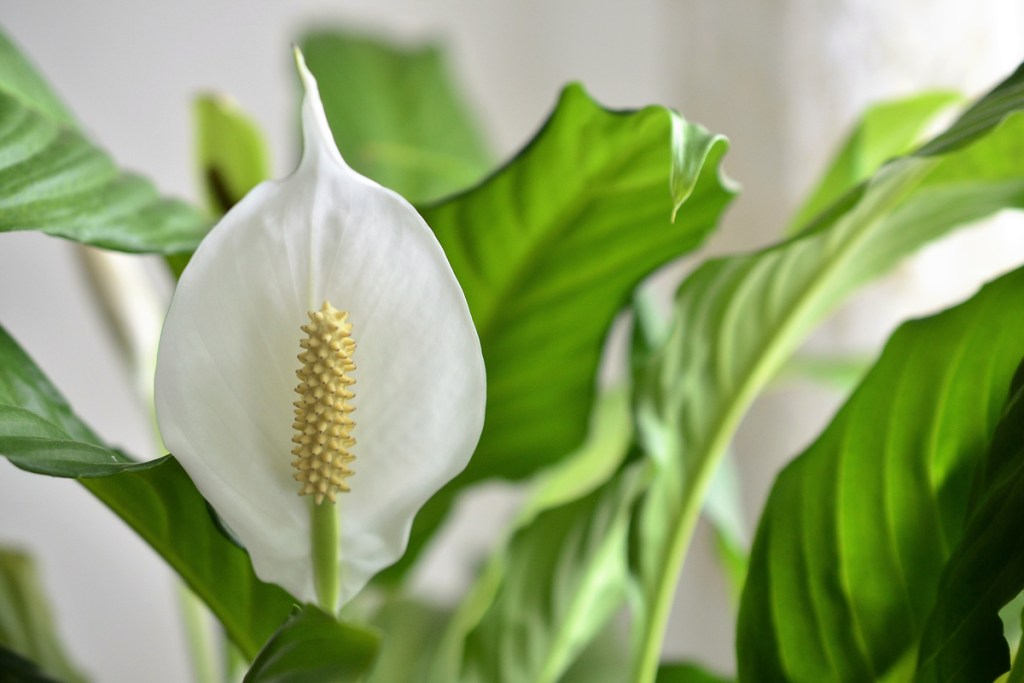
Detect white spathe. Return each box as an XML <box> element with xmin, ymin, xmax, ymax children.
<box><xmin>154</xmin><ymin>52</ymin><xmax>486</xmax><ymax>605</ymax></box>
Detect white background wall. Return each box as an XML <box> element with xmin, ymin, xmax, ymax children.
<box><xmin>1</xmin><ymin>1</ymin><xmax>1022</xmax><ymax>681</ymax></box>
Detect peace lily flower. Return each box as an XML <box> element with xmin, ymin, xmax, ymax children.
<box><xmin>154</xmin><ymin>50</ymin><xmax>485</xmax><ymax>611</ymax></box>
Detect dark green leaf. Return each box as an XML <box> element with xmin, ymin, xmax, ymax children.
<box><xmin>632</xmin><ymin>60</ymin><xmax>1024</xmax><ymax>683</ymax></box>
<box><xmin>0</xmin><ymin>645</ymin><xmax>63</xmax><ymax>683</ymax></box>
<box><xmin>0</xmin><ymin>548</ymin><xmax>85</xmax><ymax>683</ymax></box>
<box><xmin>786</xmin><ymin>91</ymin><xmax>960</xmax><ymax>234</ymax></box>
<box><xmin>244</xmin><ymin>606</ymin><xmax>379</xmax><ymax>683</ymax></box>
<box><xmin>737</xmin><ymin>266</ymin><xmax>1024</xmax><ymax>682</ymax></box>
<box><xmin>300</xmin><ymin>30</ymin><xmax>492</xmax><ymax>204</ymax></box>
<box><xmin>657</xmin><ymin>662</ymin><xmax>733</xmax><ymax>683</ymax></box>
<box><xmin>0</xmin><ymin>325</ymin><xmax>295</xmax><ymax>660</ymax></box>
<box><xmin>914</xmin><ymin>361</ymin><xmax>1024</xmax><ymax>682</ymax></box>
<box><xmin>0</xmin><ymin>27</ymin><xmax>207</xmax><ymax>253</ymax></box>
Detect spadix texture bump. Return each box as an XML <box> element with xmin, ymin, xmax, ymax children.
<box><xmin>154</xmin><ymin>52</ymin><xmax>486</xmax><ymax>605</ymax></box>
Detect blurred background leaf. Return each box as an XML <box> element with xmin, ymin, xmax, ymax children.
<box><xmin>0</xmin><ymin>28</ymin><xmax>207</xmax><ymax>254</ymax></box>
<box><xmin>0</xmin><ymin>547</ymin><xmax>86</xmax><ymax>683</ymax></box>
<box><xmin>785</xmin><ymin>91</ymin><xmax>961</xmax><ymax>234</ymax></box>
<box><xmin>300</xmin><ymin>30</ymin><xmax>494</xmax><ymax>204</ymax></box>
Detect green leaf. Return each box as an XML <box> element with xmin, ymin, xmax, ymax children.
<box><xmin>914</xmin><ymin>360</ymin><xmax>1024</xmax><ymax>682</ymax></box>
<box><xmin>244</xmin><ymin>606</ymin><xmax>379</xmax><ymax>683</ymax></box>
<box><xmin>786</xmin><ymin>91</ymin><xmax>960</xmax><ymax>234</ymax></box>
<box><xmin>450</xmin><ymin>463</ymin><xmax>646</xmax><ymax>683</ymax></box>
<box><xmin>657</xmin><ymin>662</ymin><xmax>733</xmax><ymax>683</ymax></box>
<box><xmin>0</xmin><ymin>325</ymin><xmax>295</xmax><ymax>660</ymax></box>
<box><xmin>365</xmin><ymin>600</ymin><xmax>447</xmax><ymax>683</ymax></box>
<box><xmin>631</xmin><ymin>61</ymin><xmax>1024</xmax><ymax>683</ymax></box>
<box><xmin>736</xmin><ymin>266</ymin><xmax>1024</xmax><ymax>682</ymax></box>
<box><xmin>0</xmin><ymin>644</ymin><xmax>63</xmax><ymax>683</ymax></box>
<box><xmin>300</xmin><ymin>30</ymin><xmax>493</xmax><ymax>204</ymax></box>
<box><xmin>0</xmin><ymin>27</ymin><xmax>207</xmax><ymax>253</ymax></box>
<box><xmin>0</xmin><ymin>548</ymin><xmax>86</xmax><ymax>683</ymax></box>
<box><xmin>429</xmin><ymin>388</ymin><xmax>635</xmax><ymax>683</ymax></box>
<box><xmin>194</xmin><ymin>94</ymin><xmax>271</xmax><ymax>216</ymax></box>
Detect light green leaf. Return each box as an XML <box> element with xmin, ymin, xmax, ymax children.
<box><xmin>786</xmin><ymin>91</ymin><xmax>961</xmax><ymax>234</ymax></box>
<box><xmin>914</xmin><ymin>360</ymin><xmax>1024</xmax><ymax>682</ymax></box>
<box><xmin>300</xmin><ymin>30</ymin><xmax>493</xmax><ymax>204</ymax></box>
<box><xmin>365</xmin><ymin>600</ymin><xmax>447</xmax><ymax>683</ymax></box>
<box><xmin>736</xmin><ymin>266</ymin><xmax>1024</xmax><ymax>682</ymax></box>
<box><xmin>631</xmin><ymin>61</ymin><xmax>1024</xmax><ymax>683</ymax></box>
<box><xmin>0</xmin><ymin>325</ymin><xmax>295</xmax><ymax>660</ymax></box>
<box><xmin>0</xmin><ymin>31</ymin><xmax>72</xmax><ymax>124</ymax></box>
<box><xmin>451</xmin><ymin>463</ymin><xmax>646</xmax><ymax>683</ymax></box>
<box><xmin>0</xmin><ymin>547</ymin><xmax>86</xmax><ymax>683</ymax></box>
<box><xmin>429</xmin><ymin>388</ymin><xmax>634</xmax><ymax>683</ymax></box>
<box><xmin>194</xmin><ymin>94</ymin><xmax>271</xmax><ymax>217</ymax></box>
<box><xmin>243</xmin><ymin>607</ymin><xmax>379</xmax><ymax>683</ymax></box>
<box><xmin>0</xmin><ymin>27</ymin><xmax>207</xmax><ymax>253</ymax></box>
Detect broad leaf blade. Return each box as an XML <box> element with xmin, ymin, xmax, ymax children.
<box><xmin>736</xmin><ymin>267</ymin><xmax>1024</xmax><ymax>682</ymax></box>
<box><xmin>387</xmin><ymin>84</ymin><xmax>733</xmax><ymax>579</ymax></box>
<box><xmin>633</xmin><ymin>61</ymin><xmax>1024</xmax><ymax>682</ymax></box>
<box><xmin>428</xmin><ymin>84</ymin><xmax>733</xmax><ymax>483</ymax></box>
<box><xmin>786</xmin><ymin>91</ymin><xmax>960</xmax><ymax>234</ymax></box>
<box><xmin>0</xmin><ymin>325</ymin><xmax>294</xmax><ymax>660</ymax></box>
<box><xmin>0</xmin><ymin>27</ymin><xmax>207</xmax><ymax>253</ymax></box>
<box><xmin>915</xmin><ymin>362</ymin><xmax>1024</xmax><ymax>682</ymax></box>
<box><xmin>244</xmin><ymin>607</ymin><xmax>379</xmax><ymax>683</ymax></box>
<box><xmin>0</xmin><ymin>548</ymin><xmax>86</xmax><ymax>683</ymax></box>
<box><xmin>301</xmin><ymin>30</ymin><xmax>492</xmax><ymax>204</ymax></box>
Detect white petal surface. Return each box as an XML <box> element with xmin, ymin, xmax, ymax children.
<box><xmin>154</xmin><ymin>54</ymin><xmax>485</xmax><ymax>604</ymax></box>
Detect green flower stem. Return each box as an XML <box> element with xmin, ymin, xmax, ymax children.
<box><xmin>311</xmin><ymin>499</ymin><xmax>341</xmax><ymax>614</ymax></box>
<box><xmin>178</xmin><ymin>585</ymin><xmax>220</xmax><ymax>683</ymax></box>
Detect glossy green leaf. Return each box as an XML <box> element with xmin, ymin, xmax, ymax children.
<box><xmin>244</xmin><ymin>607</ymin><xmax>379</xmax><ymax>683</ymax></box>
<box><xmin>786</xmin><ymin>91</ymin><xmax>960</xmax><ymax>234</ymax></box>
<box><xmin>914</xmin><ymin>360</ymin><xmax>1024</xmax><ymax>682</ymax></box>
<box><xmin>657</xmin><ymin>662</ymin><xmax>733</xmax><ymax>683</ymax></box>
<box><xmin>300</xmin><ymin>30</ymin><xmax>492</xmax><ymax>204</ymax></box>
<box><xmin>0</xmin><ymin>548</ymin><xmax>85</xmax><ymax>683</ymax></box>
<box><xmin>631</xmin><ymin>61</ymin><xmax>1024</xmax><ymax>683</ymax></box>
<box><xmin>737</xmin><ymin>267</ymin><xmax>1024</xmax><ymax>682</ymax></box>
<box><xmin>194</xmin><ymin>94</ymin><xmax>271</xmax><ymax>217</ymax></box>
<box><xmin>0</xmin><ymin>27</ymin><xmax>207</xmax><ymax>253</ymax></box>
<box><xmin>0</xmin><ymin>325</ymin><xmax>295</xmax><ymax>660</ymax></box>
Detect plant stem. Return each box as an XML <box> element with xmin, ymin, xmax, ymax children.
<box><xmin>311</xmin><ymin>499</ymin><xmax>341</xmax><ymax>614</ymax></box>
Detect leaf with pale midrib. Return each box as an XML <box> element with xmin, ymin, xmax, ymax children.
<box><xmin>737</xmin><ymin>266</ymin><xmax>1024</xmax><ymax>682</ymax></box>
<box><xmin>632</xmin><ymin>59</ymin><xmax>1024</xmax><ymax>683</ymax></box>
